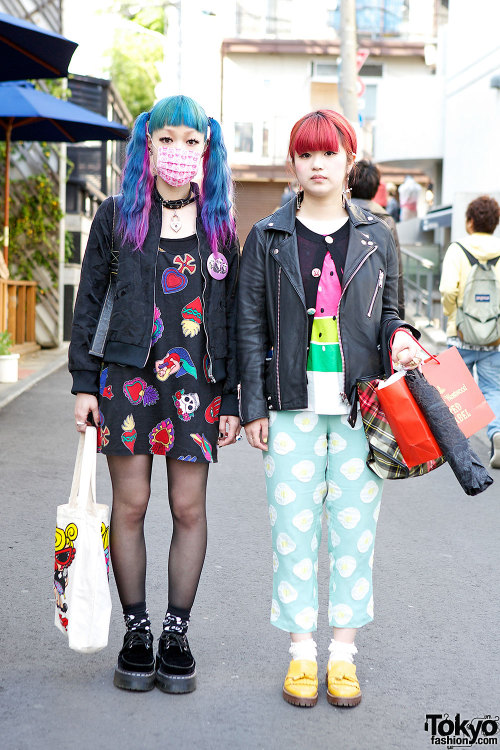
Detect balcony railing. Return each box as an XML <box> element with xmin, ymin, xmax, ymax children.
<box><xmin>401</xmin><ymin>245</ymin><xmax>445</xmax><ymax>332</ymax></box>
<box><xmin>0</xmin><ymin>279</ymin><xmax>38</xmax><ymax>349</ymax></box>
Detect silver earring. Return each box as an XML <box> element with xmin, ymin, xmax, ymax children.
<box><xmin>296</xmin><ymin>190</ymin><xmax>303</xmax><ymax>211</ymax></box>
<box><xmin>342</xmin><ymin>185</ymin><xmax>351</xmax><ymax>208</ymax></box>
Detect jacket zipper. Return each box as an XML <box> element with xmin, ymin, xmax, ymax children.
<box><xmin>276</xmin><ymin>268</ymin><xmax>282</xmax><ymax>409</ymax></box>
<box><xmin>367</xmin><ymin>270</ymin><xmax>384</xmax><ymax>318</ymax></box>
<box><xmin>142</xmin><ymin>243</ymin><xmax>160</xmax><ymax>367</ymax></box>
<box><xmin>338</xmin><ymin>246</ymin><xmax>378</xmax><ymax>400</ymax></box>
<box><xmin>270</xmin><ymin>245</ymin><xmax>308</xmax><ymax>407</ymax></box>
<box><xmin>196</xmin><ymin>227</ymin><xmax>215</xmax><ymax>382</ymax></box>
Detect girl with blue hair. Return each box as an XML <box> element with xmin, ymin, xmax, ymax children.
<box><xmin>69</xmin><ymin>95</ymin><xmax>240</xmax><ymax>694</ymax></box>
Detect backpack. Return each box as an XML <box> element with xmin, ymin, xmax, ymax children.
<box><xmin>455</xmin><ymin>242</ymin><xmax>500</xmax><ymax>346</ymax></box>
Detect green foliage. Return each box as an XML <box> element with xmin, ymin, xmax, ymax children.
<box><xmin>105</xmin><ymin>2</ymin><xmax>166</xmax><ymax>119</ymax></box>
<box><xmin>120</xmin><ymin>3</ymin><xmax>165</xmax><ymax>34</ymax></box>
<box><xmin>0</xmin><ymin>331</ymin><xmax>13</xmax><ymax>355</ymax></box>
<box><xmin>108</xmin><ymin>33</ymin><xmax>162</xmax><ymax>119</ymax></box>
<box><xmin>6</xmin><ymin>168</ymin><xmax>64</xmax><ymax>293</ymax></box>
<box><xmin>34</xmin><ymin>79</ymin><xmax>72</xmax><ymax>100</ymax></box>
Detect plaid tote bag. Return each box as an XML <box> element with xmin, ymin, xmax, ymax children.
<box><xmin>357</xmin><ymin>378</ymin><xmax>446</xmax><ymax>480</ymax></box>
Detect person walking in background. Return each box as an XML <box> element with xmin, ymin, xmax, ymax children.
<box><xmin>439</xmin><ymin>195</ymin><xmax>500</xmax><ymax>469</ymax></box>
<box><xmin>398</xmin><ymin>175</ymin><xmax>421</xmax><ymax>220</ymax></box>
<box><xmin>349</xmin><ymin>160</ymin><xmax>405</xmax><ymax>318</ymax></box>
<box><xmin>386</xmin><ymin>184</ymin><xmax>401</xmax><ymax>223</ymax></box>
<box><xmin>238</xmin><ymin>109</ymin><xmax>422</xmax><ymax>709</ymax></box>
<box><xmin>69</xmin><ymin>95</ymin><xmax>240</xmax><ymax>693</ymax></box>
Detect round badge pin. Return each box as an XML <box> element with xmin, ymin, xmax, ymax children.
<box><xmin>312</xmin><ymin>268</ymin><xmax>321</xmax><ymax>278</ymax></box>
<box><xmin>207</xmin><ymin>252</ymin><xmax>228</xmax><ymax>280</ymax></box>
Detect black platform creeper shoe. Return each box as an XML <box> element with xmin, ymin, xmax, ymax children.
<box><xmin>113</xmin><ymin>629</ymin><xmax>156</xmax><ymax>691</ymax></box>
<box><xmin>155</xmin><ymin>631</ymin><xmax>196</xmax><ymax>693</ymax></box>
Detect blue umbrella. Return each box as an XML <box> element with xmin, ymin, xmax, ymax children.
<box><xmin>0</xmin><ymin>81</ymin><xmax>129</xmax><ymax>263</ymax></box>
<box><xmin>0</xmin><ymin>12</ymin><xmax>78</xmax><ymax>81</ymax></box>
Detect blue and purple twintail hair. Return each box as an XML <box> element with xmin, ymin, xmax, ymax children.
<box><xmin>118</xmin><ymin>95</ymin><xmax>235</xmax><ymax>252</ymax></box>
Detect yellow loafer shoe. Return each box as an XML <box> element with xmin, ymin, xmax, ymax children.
<box><xmin>283</xmin><ymin>659</ymin><xmax>318</xmax><ymax>707</ymax></box>
<box><xmin>326</xmin><ymin>660</ymin><xmax>362</xmax><ymax>707</ymax></box>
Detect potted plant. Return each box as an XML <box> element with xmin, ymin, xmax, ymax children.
<box><xmin>0</xmin><ymin>331</ymin><xmax>20</xmax><ymax>383</ymax></box>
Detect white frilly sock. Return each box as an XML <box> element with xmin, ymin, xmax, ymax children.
<box><xmin>328</xmin><ymin>639</ymin><xmax>358</xmax><ymax>664</ymax></box>
<box><xmin>289</xmin><ymin>638</ymin><xmax>317</xmax><ymax>662</ymax></box>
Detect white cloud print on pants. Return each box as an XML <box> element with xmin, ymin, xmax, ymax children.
<box><xmin>273</xmin><ymin>432</ymin><xmax>296</xmax><ymax>455</ymax></box>
<box><xmin>291</xmin><ymin>460</ymin><xmax>316</xmax><ymax>483</ymax></box>
<box><xmin>292</xmin><ymin>509</ymin><xmax>314</xmax><ymax>533</ymax></box>
<box><xmin>276</xmin><ymin>532</ymin><xmax>296</xmax><ymax>555</ymax></box>
<box><xmin>278</xmin><ymin>580</ymin><xmax>298</xmax><ymax>604</ymax></box>
<box><xmin>294</xmin><ymin>607</ymin><xmax>317</xmax><ymax>630</ymax></box>
<box><xmin>335</xmin><ymin>555</ymin><xmax>357</xmax><ymax>578</ymax></box>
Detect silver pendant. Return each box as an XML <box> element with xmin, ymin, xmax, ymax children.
<box><xmin>170</xmin><ymin>211</ymin><xmax>181</xmax><ymax>232</ymax></box>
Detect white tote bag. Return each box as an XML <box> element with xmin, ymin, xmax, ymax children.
<box><xmin>54</xmin><ymin>426</ymin><xmax>112</xmax><ymax>653</ymax></box>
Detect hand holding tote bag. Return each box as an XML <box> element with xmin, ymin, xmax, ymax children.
<box><xmin>54</xmin><ymin>427</ymin><xmax>112</xmax><ymax>653</ymax></box>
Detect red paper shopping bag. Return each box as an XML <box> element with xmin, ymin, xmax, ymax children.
<box><xmin>377</xmin><ymin>372</ymin><xmax>442</xmax><ymax>467</ymax></box>
<box><xmin>421</xmin><ymin>346</ymin><xmax>494</xmax><ymax>438</ymax></box>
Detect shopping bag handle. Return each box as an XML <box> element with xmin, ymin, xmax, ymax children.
<box><xmin>389</xmin><ymin>328</ymin><xmax>440</xmax><ymax>374</ymax></box>
<box><xmin>68</xmin><ymin>427</ymin><xmax>97</xmax><ymax>514</ymax></box>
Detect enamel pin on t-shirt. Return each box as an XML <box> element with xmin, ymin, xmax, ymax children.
<box><xmin>207</xmin><ymin>251</ymin><xmax>228</xmax><ymax>280</ymax></box>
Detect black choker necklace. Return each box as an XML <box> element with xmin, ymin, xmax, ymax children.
<box><xmin>161</xmin><ymin>194</ymin><xmax>196</xmax><ymax>210</ymax></box>
<box><xmin>161</xmin><ymin>193</ymin><xmax>196</xmax><ymax>232</ymax></box>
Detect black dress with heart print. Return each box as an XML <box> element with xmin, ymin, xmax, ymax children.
<box><xmin>98</xmin><ymin>235</ymin><xmax>223</xmax><ymax>462</ymax></box>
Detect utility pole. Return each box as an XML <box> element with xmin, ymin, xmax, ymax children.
<box><xmin>339</xmin><ymin>0</ymin><xmax>358</xmax><ymax>126</ymax></box>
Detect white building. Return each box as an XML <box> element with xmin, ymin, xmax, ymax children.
<box><xmin>217</xmin><ymin>0</ymin><xmax>448</xmax><ymax>240</ymax></box>
<box><xmin>440</xmin><ymin>0</ymin><xmax>500</xmax><ymax>240</ymax></box>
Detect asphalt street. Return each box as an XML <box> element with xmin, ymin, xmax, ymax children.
<box><xmin>0</xmin><ymin>365</ymin><xmax>499</xmax><ymax>750</ymax></box>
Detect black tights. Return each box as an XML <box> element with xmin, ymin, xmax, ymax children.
<box><xmin>107</xmin><ymin>455</ymin><xmax>209</xmax><ymax>611</ymax></box>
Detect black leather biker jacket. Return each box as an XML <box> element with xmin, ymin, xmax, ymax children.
<box><xmin>237</xmin><ymin>198</ymin><xmax>418</xmax><ymax>426</ymax></box>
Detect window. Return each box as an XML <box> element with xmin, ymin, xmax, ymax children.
<box><xmin>315</xmin><ymin>62</ymin><xmax>338</xmax><ymax>77</ymax></box>
<box><xmin>362</xmin><ymin>84</ymin><xmax>378</xmax><ymax>120</ymax></box>
<box><xmin>262</xmin><ymin>123</ymin><xmax>269</xmax><ymax>157</ymax></box>
<box><xmin>234</xmin><ymin>123</ymin><xmax>254</xmax><ymax>153</ymax></box>
<box><xmin>266</xmin><ymin>0</ymin><xmax>292</xmax><ymax>35</ymax></box>
<box><xmin>329</xmin><ymin>0</ymin><xmax>406</xmax><ymax>35</ymax></box>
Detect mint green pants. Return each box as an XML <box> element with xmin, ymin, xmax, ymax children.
<box><xmin>264</xmin><ymin>410</ymin><xmax>384</xmax><ymax>633</ymax></box>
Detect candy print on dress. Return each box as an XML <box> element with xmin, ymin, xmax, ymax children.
<box><xmin>202</xmin><ymin>354</ymin><xmax>211</xmax><ymax>383</ymax></box>
<box><xmin>149</xmin><ymin>418</ymin><xmax>175</xmax><ymax>455</ymax></box>
<box><xmin>181</xmin><ymin>297</ymin><xmax>203</xmax><ymax>338</ymax></box>
<box><xmin>178</xmin><ymin>455</ymin><xmax>197</xmax><ymax>462</ymax></box>
<box><xmin>121</xmin><ymin>415</ymin><xmax>137</xmax><ymax>454</ymax></box>
<box><xmin>172</xmin><ymin>389</ymin><xmax>200</xmax><ymax>421</ymax></box>
<box><xmin>99</xmin><ymin>368</ymin><xmax>108</xmax><ymax>394</ymax></box>
<box><xmin>173</xmin><ymin>254</ymin><xmax>196</xmax><ymax>275</ymax></box>
<box><xmin>99</xmin><ymin>425</ymin><xmax>110</xmax><ymax>450</ymax></box>
<box><xmin>155</xmin><ymin>347</ymin><xmax>197</xmax><ymax>381</ymax></box>
<box><xmin>99</xmin><ymin>367</ymin><xmax>113</xmax><ymax>399</ymax></box>
<box><xmin>190</xmin><ymin>433</ymin><xmax>213</xmax><ymax>462</ymax></box>
<box><xmin>161</xmin><ymin>267</ymin><xmax>188</xmax><ymax>294</ymax></box>
<box><xmin>205</xmin><ymin>396</ymin><xmax>221</xmax><ymax>423</ymax></box>
<box><xmin>123</xmin><ymin>377</ymin><xmax>160</xmax><ymax>406</ymax></box>
<box><xmin>151</xmin><ymin>306</ymin><xmax>164</xmax><ymax>345</ymax></box>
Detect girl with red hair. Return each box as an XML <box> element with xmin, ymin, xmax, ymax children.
<box><xmin>238</xmin><ymin>110</ymin><xmax>423</xmax><ymax>708</ymax></box>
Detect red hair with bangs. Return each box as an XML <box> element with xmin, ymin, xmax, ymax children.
<box><xmin>288</xmin><ymin>110</ymin><xmax>357</xmax><ymax>162</ymax></box>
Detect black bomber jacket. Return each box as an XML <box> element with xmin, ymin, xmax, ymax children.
<box><xmin>69</xmin><ymin>183</ymin><xmax>240</xmax><ymax>416</ymax></box>
<box><xmin>237</xmin><ymin>198</ymin><xmax>419</xmax><ymax>426</ymax></box>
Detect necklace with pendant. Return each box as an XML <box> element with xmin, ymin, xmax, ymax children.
<box><xmin>161</xmin><ymin>194</ymin><xmax>197</xmax><ymax>232</ymax></box>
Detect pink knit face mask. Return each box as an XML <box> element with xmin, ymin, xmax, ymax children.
<box><xmin>153</xmin><ymin>145</ymin><xmax>201</xmax><ymax>187</ymax></box>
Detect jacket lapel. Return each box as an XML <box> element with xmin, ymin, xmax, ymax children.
<box><xmin>271</xmin><ymin>233</ymin><xmax>306</xmax><ymax>307</ymax></box>
<box><xmin>264</xmin><ymin>198</ymin><xmax>305</xmax><ymax>306</ymax></box>
<box><xmin>263</xmin><ymin>198</ymin><xmax>377</xmax><ymax>302</ymax></box>
<box><xmin>342</xmin><ymin>222</ymin><xmax>377</xmax><ymax>287</ymax></box>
